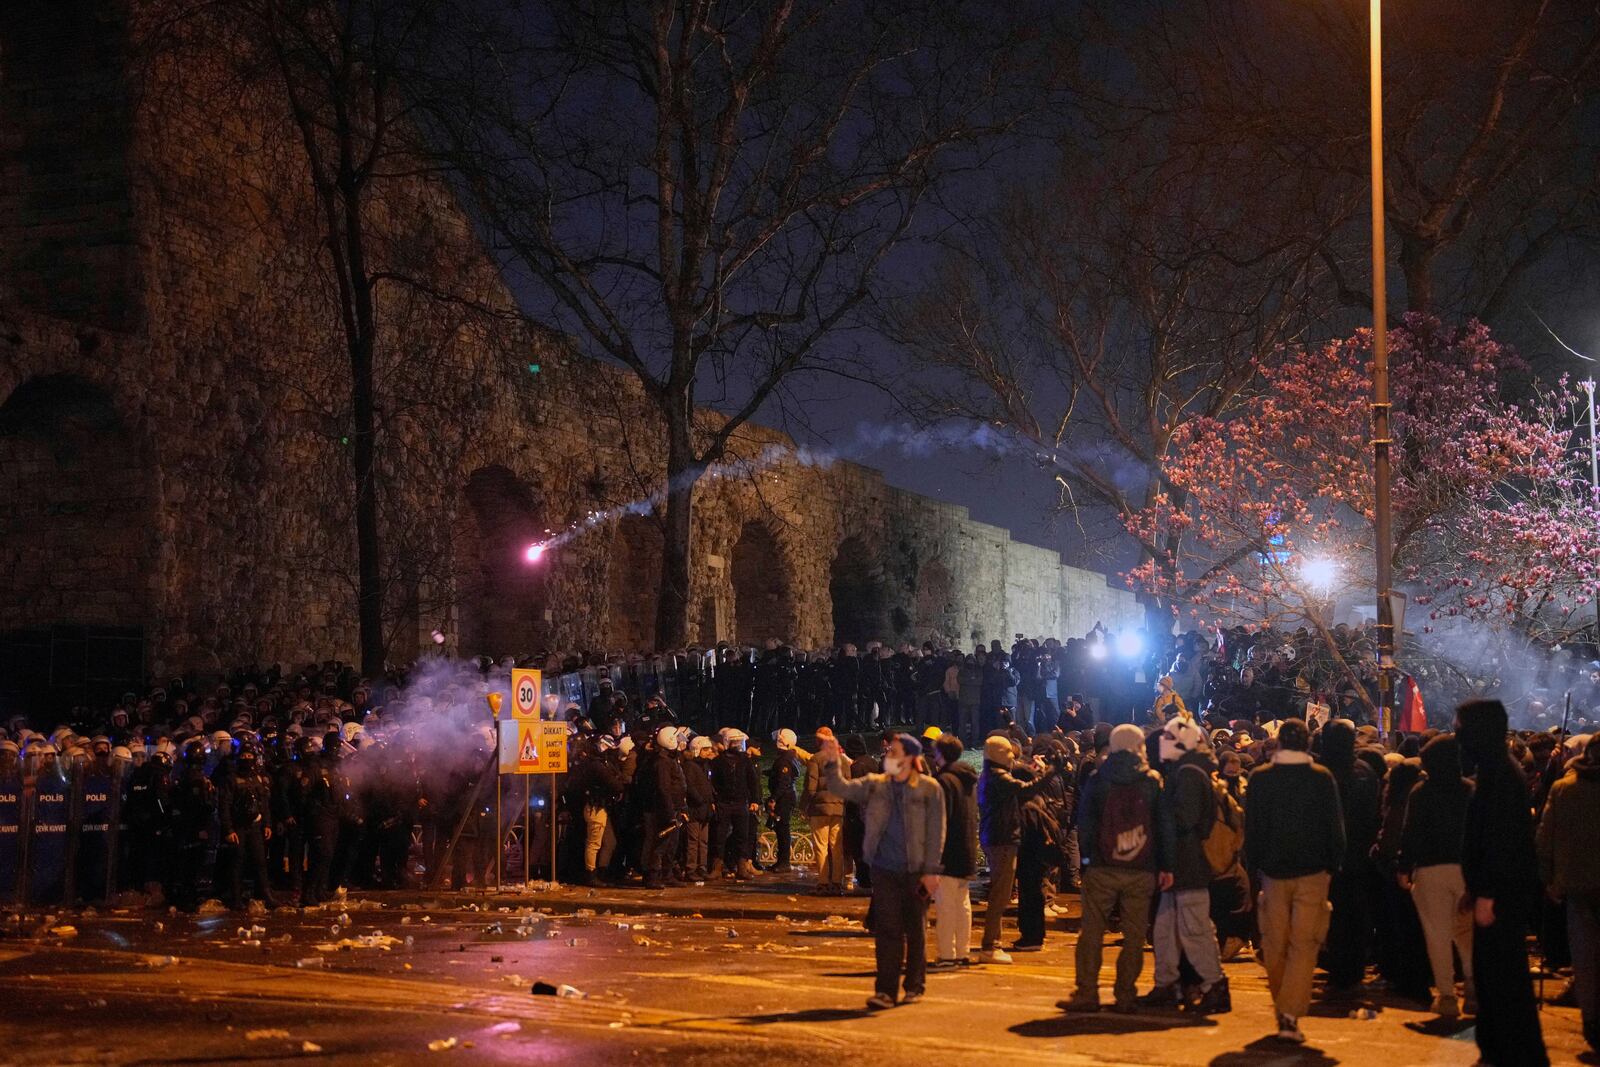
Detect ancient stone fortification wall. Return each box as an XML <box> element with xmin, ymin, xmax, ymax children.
<box><xmin>0</xmin><ymin>1</ymin><xmax>1138</xmax><ymax>684</ymax></box>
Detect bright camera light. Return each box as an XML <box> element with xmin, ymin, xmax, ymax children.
<box><xmin>1301</xmin><ymin>554</ymin><xmax>1338</xmax><ymax>595</ymax></box>
<box><xmin>525</xmin><ymin>542</ymin><xmax>548</xmax><ymax>564</ymax></box>
<box><xmin>1089</xmin><ymin>641</ymin><xmax>1108</xmax><ymax>661</ymax></box>
<box><xmin>1115</xmin><ymin>632</ymin><xmax>1142</xmax><ymax>659</ymax></box>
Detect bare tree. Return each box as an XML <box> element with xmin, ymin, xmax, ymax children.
<box><xmin>897</xmin><ymin>0</ymin><xmax>1600</xmax><ymax>632</ymax></box>
<box><xmin>892</xmin><ymin>138</ymin><xmax>1324</xmax><ymax>630</ymax></box>
<box><xmin>448</xmin><ymin>0</ymin><xmax>1032</xmax><ymax>648</ymax></box>
<box><xmin>152</xmin><ymin>0</ymin><xmax>507</xmax><ymax>674</ymax></box>
<box><xmin>1102</xmin><ymin>0</ymin><xmax>1600</xmax><ymax>324</ymax></box>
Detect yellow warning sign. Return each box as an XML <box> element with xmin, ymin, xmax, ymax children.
<box><xmin>499</xmin><ymin>720</ymin><xmax>568</xmax><ymax>775</ymax></box>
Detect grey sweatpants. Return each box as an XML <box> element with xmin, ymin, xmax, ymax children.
<box><xmin>1152</xmin><ymin>887</ymin><xmax>1222</xmax><ymax>990</ymax></box>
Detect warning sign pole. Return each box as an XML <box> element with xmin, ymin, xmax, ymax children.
<box><xmin>523</xmin><ymin>772</ymin><xmax>531</xmax><ymax>887</ymax></box>
<box><xmin>549</xmin><ymin>772</ymin><xmax>558</xmax><ymax>889</ymax></box>
<box><xmin>487</xmin><ymin>692</ymin><xmax>503</xmax><ymax>891</ymax></box>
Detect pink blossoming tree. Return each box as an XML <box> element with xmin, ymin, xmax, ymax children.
<box><xmin>1128</xmin><ymin>315</ymin><xmax>1599</xmax><ymax>703</ymax></box>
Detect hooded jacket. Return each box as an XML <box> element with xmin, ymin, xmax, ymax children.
<box><xmin>1537</xmin><ymin>743</ymin><xmax>1600</xmax><ymax>895</ymax></box>
<box><xmin>1244</xmin><ymin>749</ymin><xmax>1345</xmax><ymax>879</ymax></box>
<box><xmin>977</xmin><ymin>758</ymin><xmax>1056</xmax><ymax>849</ymax></box>
<box><xmin>1163</xmin><ymin>748</ymin><xmax>1219</xmax><ymax>891</ymax></box>
<box><xmin>1317</xmin><ymin>719</ymin><xmax>1381</xmax><ymax>871</ymax></box>
<box><xmin>1076</xmin><ymin>749</ymin><xmax>1171</xmax><ymax>871</ymax></box>
<box><xmin>936</xmin><ymin>760</ymin><xmax>981</xmax><ymax>879</ymax></box>
<box><xmin>1457</xmin><ymin>699</ymin><xmax>1539</xmax><ymax>905</ymax></box>
<box><xmin>1397</xmin><ymin>734</ymin><xmax>1471</xmax><ymax>873</ymax></box>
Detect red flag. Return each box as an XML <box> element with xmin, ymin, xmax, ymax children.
<box><xmin>1398</xmin><ymin>674</ymin><xmax>1427</xmax><ymax>733</ymax></box>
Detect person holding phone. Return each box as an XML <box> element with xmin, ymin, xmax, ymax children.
<box><xmin>819</xmin><ymin>732</ymin><xmax>947</xmax><ymax>1011</ymax></box>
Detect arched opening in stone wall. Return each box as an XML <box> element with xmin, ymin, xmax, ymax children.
<box><xmin>0</xmin><ymin>374</ymin><xmax>154</xmax><ymax>715</ymax></box>
<box><xmin>914</xmin><ymin>559</ymin><xmax>954</xmax><ymax>642</ymax></box>
<box><xmin>453</xmin><ymin>465</ymin><xmax>547</xmax><ymax>657</ymax></box>
<box><xmin>830</xmin><ymin>534</ymin><xmax>887</xmax><ymax>647</ymax></box>
<box><xmin>607</xmin><ymin>513</ymin><xmax>662</xmax><ymax>650</ymax></box>
<box><xmin>731</xmin><ymin>520</ymin><xmax>793</xmax><ymax>645</ymax></box>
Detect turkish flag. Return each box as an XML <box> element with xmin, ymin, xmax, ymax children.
<box><xmin>1398</xmin><ymin>674</ymin><xmax>1427</xmax><ymax>733</ymax></box>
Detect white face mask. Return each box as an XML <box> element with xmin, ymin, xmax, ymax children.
<box><xmin>881</xmin><ymin>755</ymin><xmax>905</xmax><ymax>777</ymax></box>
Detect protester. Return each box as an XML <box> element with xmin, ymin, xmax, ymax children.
<box><xmin>1145</xmin><ymin>715</ymin><xmax>1230</xmax><ymax>1014</ymax></box>
<box><xmin>1458</xmin><ymin>698</ymin><xmax>1549</xmax><ymax>1066</ymax></box>
<box><xmin>819</xmin><ymin>733</ymin><xmax>946</xmax><ymax>1011</ymax></box>
<box><xmin>930</xmin><ymin>733</ymin><xmax>979</xmax><ymax>967</ymax></box>
<box><xmin>1243</xmin><ymin>717</ymin><xmax>1343</xmax><ymax>1045</ymax></box>
<box><xmin>801</xmin><ymin>726</ymin><xmax>848</xmax><ymax>895</ymax></box>
<box><xmin>1538</xmin><ymin>730</ymin><xmax>1600</xmax><ymax>1054</ymax></box>
<box><xmin>976</xmin><ymin>734</ymin><xmax>1059</xmax><ymax>963</ymax></box>
<box><xmin>1398</xmin><ymin>733</ymin><xmax>1475</xmax><ymax>1018</ymax></box>
<box><xmin>1063</xmin><ymin>723</ymin><xmax>1168</xmax><ymax>1013</ymax></box>
<box><xmin>1318</xmin><ymin>718</ymin><xmax>1381</xmax><ymax>994</ymax></box>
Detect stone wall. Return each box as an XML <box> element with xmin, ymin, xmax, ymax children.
<box><xmin>0</xmin><ymin>1</ymin><xmax>1139</xmax><ymax>691</ymax></box>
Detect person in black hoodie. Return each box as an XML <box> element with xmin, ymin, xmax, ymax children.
<box><xmin>976</xmin><ymin>734</ymin><xmax>1059</xmax><ymax>963</ymax></box>
<box><xmin>1398</xmin><ymin>733</ymin><xmax>1475</xmax><ymax>1017</ymax></box>
<box><xmin>931</xmin><ymin>733</ymin><xmax>979</xmax><ymax>967</ymax></box>
<box><xmin>1243</xmin><ymin>717</ymin><xmax>1343</xmax><ymax>1045</ymax></box>
<box><xmin>1316</xmin><ymin>718</ymin><xmax>1380</xmax><ymax>993</ymax></box>
<box><xmin>1457</xmin><ymin>698</ymin><xmax>1548</xmax><ymax>1067</ymax></box>
<box><xmin>1370</xmin><ymin>757</ymin><xmax>1431</xmax><ymax>1006</ymax></box>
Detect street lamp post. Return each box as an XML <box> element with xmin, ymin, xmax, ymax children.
<box><xmin>1368</xmin><ymin>0</ymin><xmax>1396</xmax><ymax>733</ymax></box>
<box><xmin>1583</xmin><ymin>379</ymin><xmax>1599</xmax><ymax>649</ymax></box>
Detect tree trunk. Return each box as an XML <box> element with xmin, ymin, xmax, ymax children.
<box><xmin>1398</xmin><ymin>236</ymin><xmax>1436</xmax><ymax>316</ymax></box>
<box><xmin>352</xmin><ymin>334</ymin><xmax>386</xmax><ymax>678</ymax></box>
<box><xmin>654</xmin><ymin>397</ymin><xmax>700</xmax><ymax>649</ymax></box>
<box><xmin>341</xmin><ymin>176</ymin><xmax>386</xmax><ymax>679</ymax></box>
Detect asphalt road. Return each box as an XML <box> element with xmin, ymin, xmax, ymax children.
<box><xmin>0</xmin><ymin>882</ymin><xmax>1588</xmax><ymax>1066</ymax></box>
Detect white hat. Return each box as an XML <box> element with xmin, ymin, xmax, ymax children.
<box><xmin>618</xmin><ymin>736</ymin><xmax>636</xmax><ymax>757</ymax></box>
<box><xmin>772</xmin><ymin>728</ymin><xmax>797</xmax><ymax>750</ymax></box>
<box><xmin>656</xmin><ymin>726</ymin><xmax>680</xmax><ymax>752</ymax></box>
<box><xmin>688</xmin><ymin>736</ymin><xmax>713</xmax><ymax>755</ymax></box>
<box><xmin>1159</xmin><ymin>715</ymin><xmax>1206</xmax><ymax>764</ymax></box>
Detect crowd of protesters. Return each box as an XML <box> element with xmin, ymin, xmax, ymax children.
<box><xmin>4</xmin><ymin>622</ymin><xmax>1600</xmax><ymax>1061</ymax></box>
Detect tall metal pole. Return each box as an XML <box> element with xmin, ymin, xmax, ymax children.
<box><xmin>1584</xmin><ymin>379</ymin><xmax>1599</xmax><ymax>649</ymax></box>
<box><xmin>1369</xmin><ymin>0</ymin><xmax>1396</xmax><ymax>733</ymax></box>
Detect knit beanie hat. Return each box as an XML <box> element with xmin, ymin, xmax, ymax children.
<box><xmin>1110</xmin><ymin>723</ymin><xmax>1145</xmax><ymax>755</ymax></box>
<box><xmin>983</xmin><ymin>735</ymin><xmax>1014</xmax><ymax>766</ymax></box>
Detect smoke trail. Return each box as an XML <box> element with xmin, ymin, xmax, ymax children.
<box><xmin>535</xmin><ymin>419</ymin><xmax>1125</xmax><ymax>553</ymax></box>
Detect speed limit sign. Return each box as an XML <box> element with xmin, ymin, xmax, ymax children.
<box><xmin>510</xmin><ymin>668</ymin><xmax>542</xmax><ymax>721</ymax></box>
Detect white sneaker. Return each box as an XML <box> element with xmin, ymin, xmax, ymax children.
<box><xmin>977</xmin><ymin>948</ymin><xmax>1013</xmax><ymax>965</ymax></box>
